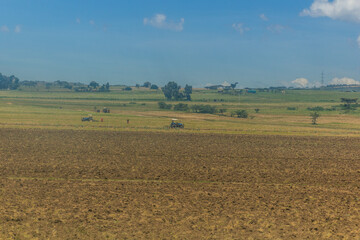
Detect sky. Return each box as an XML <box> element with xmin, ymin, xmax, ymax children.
<box><xmin>1</xmin><ymin>0</ymin><xmax>360</xmax><ymax>88</ymax></box>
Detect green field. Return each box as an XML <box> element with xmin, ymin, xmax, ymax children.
<box><xmin>1</xmin><ymin>88</ymin><xmax>360</xmax><ymax>136</ymax></box>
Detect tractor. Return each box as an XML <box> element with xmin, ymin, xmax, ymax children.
<box><xmin>82</xmin><ymin>116</ymin><xmax>93</xmax><ymax>122</ymax></box>
<box><xmin>102</xmin><ymin>107</ymin><xmax>110</xmax><ymax>113</ymax></box>
<box><xmin>81</xmin><ymin>114</ymin><xmax>97</xmax><ymax>122</ymax></box>
<box><xmin>170</xmin><ymin>119</ymin><xmax>184</xmax><ymax>129</ymax></box>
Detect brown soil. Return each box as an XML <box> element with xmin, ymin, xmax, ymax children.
<box><xmin>1</xmin><ymin>129</ymin><xmax>360</xmax><ymax>239</ymax></box>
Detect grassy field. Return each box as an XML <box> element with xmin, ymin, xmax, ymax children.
<box><xmin>1</xmin><ymin>88</ymin><xmax>360</xmax><ymax>136</ymax></box>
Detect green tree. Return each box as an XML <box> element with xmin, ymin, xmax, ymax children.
<box><xmin>341</xmin><ymin>98</ymin><xmax>358</xmax><ymax>110</ymax></box>
<box><xmin>310</xmin><ymin>112</ymin><xmax>320</xmax><ymax>125</ymax></box>
<box><xmin>89</xmin><ymin>81</ymin><xmax>99</xmax><ymax>89</ymax></box>
<box><xmin>162</xmin><ymin>81</ymin><xmax>181</xmax><ymax>101</ymax></box>
<box><xmin>150</xmin><ymin>84</ymin><xmax>159</xmax><ymax>90</ymax></box>
<box><xmin>0</xmin><ymin>73</ymin><xmax>20</xmax><ymax>90</ymax></box>
<box><xmin>233</xmin><ymin>110</ymin><xmax>248</xmax><ymax>118</ymax></box>
<box><xmin>184</xmin><ymin>84</ymin><xmax>192</xmax><ymax>101</ymax></box>
<box><xmin>230</xmin><ymin>82</ymin><xmax>238</xmax><ymax>90</ymax></box>
<box><xmin>143</xmin><ymin>81</ymin><xmax>151</xmax><ymax>88</ymax></box>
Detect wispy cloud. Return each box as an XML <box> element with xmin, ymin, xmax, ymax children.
<box><xmin>1</xmin><ymin>25</ymin><xmax>9</xmax><ymax>33</ymax></box>
<box><xmin>260</xmin><ymin>14</ymin><xmax>268</xmax><ymax>21</ymax></box>
<box><xmin>267</xmin><ymin>24</ymin><xmax>286</xmax><ymax>33</ymax></box>
<box><xmin>14</xmin><ymin>25</ymin><xmax>21</xmax><ymax>33</ymax></box>
<box><xmin>144</xmin><ymin>14</ymin><xmax>184</xmax><ymax>32</ymax></box>
<box><xmin>301</xmin><ymin>0</ymin><xmax>360</xmax><ymax>23</ymax></box>
<box><xmin>232</xmin><ymin>23</ymin><xmax>250</xmax><ymax>34</ymax></box>
<box><xmin>78</xmin><ymin>18</ymin><xmax>108</xmax><ymax>32</ymax></box>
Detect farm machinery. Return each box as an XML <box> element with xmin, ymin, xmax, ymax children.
<box><xmin>170</xmin><ymin>119</ymin><xmax>184</xmax><ymax>129</ymax></box>
<box><xmin>102</xmin><ymin>107</ymin><xmax>110</xmax><ymax>113</ymax></box>
<box><xmin>81</xmin><ymin>115</ymin><xmax>98</xmax><ymax>122</ymax></box>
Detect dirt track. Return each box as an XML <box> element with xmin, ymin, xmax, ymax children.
<box><xmin>1</xmin><ymin>129</ymin><xmax>360</xmax><ymax>239</ymax></box>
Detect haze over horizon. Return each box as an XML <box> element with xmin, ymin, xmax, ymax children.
<box><xmin>1</xmin><ymin>0</ymin><xmax>360</xmax><ymax>88</ymax></box>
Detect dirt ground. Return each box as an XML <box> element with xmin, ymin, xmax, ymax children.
<box><xmin>1</xmin><ymin>129</ymin><xmax>360</xmax><ymax>239</ymax></box>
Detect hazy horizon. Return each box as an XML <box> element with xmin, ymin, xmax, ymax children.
<box><xmin>1</xmin><ymin>0</ymin><xmax>360</xmax><ymax>88</ymax></box>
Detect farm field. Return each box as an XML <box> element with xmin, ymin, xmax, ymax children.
<box><xmin>4</xmin><ymin>1</ymin><xmax>360</xmax><ymax>239</ymax></box>
<box><xmin>2</xmin><ymin>89</ymin><xmax>360</xmax><ymax>136</ymax></box>
<box><xmin>1</xmin><ymin>128</ymin><xmax>360</xmax><ymax>239</ymax></box>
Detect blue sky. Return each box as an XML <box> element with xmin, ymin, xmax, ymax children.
<box><xmin>1</xmin><ymin>0</ymin><xmax>360</xmax><ymax>88</ymax></box>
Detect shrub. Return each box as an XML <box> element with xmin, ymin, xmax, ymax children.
<box><xmin>327</xmin><ymin>107</ymin><xmax>336</xmax><ymax>111</ymax></box>
<box><xmin>150</xmin><ymin>84</ymin><xmax>159</xmax><ymax>90</ymax></box>
<box><xmin>123</xmin><ymin>87</ymin><xmax>132</xmax><ymax>91</ymax></box>
<box><xmin>287</xmin><ymin>107</ymin><xmax>297</xmax><ymax>111</ymax></box>
<box><xmin>173</xmin><ymin>103</ymin><xmax>189</xmax><ymax>111</ymax></box>
<box><xmin>234</xmin><ymin>110</ymin><xmax>248</xmax><ymax>118</ymax></box>
<box><xmin>191</xmin><ymin>104</ymin><xmax>217</xmax><ymax>114</ymax></box>
<box><xmin>340</xmin><ymin>103</ymin><xmax>359</xmax><ymax>110</ymax></box>
<box><xmin>307</xmin><ymin>106</ymin><xmax>324</xmax><ymax>111</ymax></box>
<box><xmin>158</xmin><ymin>102</ymin><xmax>172</xmax><ymax>109</ymax></box>
<box><xmin>255</xmin><ymin>108</ymin><xmax>260</xmax><ymax>113</ymax></box>
<box><xmin>310</xmin><ymin>112</ymin><xmax>320</xmax><ymax>125</ymax></box>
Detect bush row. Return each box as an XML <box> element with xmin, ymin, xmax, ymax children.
<box><xmin>158</xmin><ymin>102</ymin><xmax>248</xmax><ymax>118</ymax></box>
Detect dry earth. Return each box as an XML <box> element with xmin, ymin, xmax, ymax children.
<box><xmin>1</xmin><ymin>129</ymin><xmax>360</xmax><ymax>239</ymax></box>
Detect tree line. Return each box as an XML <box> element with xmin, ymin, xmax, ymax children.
<box><xmin>0</xmin><ymin>73</ymin><xmax>111</xmax><ymax>92</ymax></box>
<box><xmin>74</xmin><ymin>81</ymin><xmax>110</xmax><ymax>92</ymax></box>
<box><xmin>0</xmin><ymin>73</ymin><xmax>191</xmax><ymax>97</ymax></box>
<box><xmin>135</xmin><ymin>81</ymin><xmax>193</xmax><ymax>101</ymax></box>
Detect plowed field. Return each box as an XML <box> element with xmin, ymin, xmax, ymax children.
<box><xmin>1</xmin><ymin>129</ymin><xmax>360</xmax><ymax>239</ymax></box>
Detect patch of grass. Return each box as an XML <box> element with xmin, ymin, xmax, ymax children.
<box><xmin>0</xmin><ymin>89</ymin><xmax>360</xmax><ymax>136</ymax></box>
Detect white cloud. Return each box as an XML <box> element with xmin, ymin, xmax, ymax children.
<box><xmin>330</xmin><ymin>77</ymin><xmax>360</xmax><ymax>85</ymax></box>
<box><xmin>1</xmin><ymin>25</ymin><xmax>9</xmax><ymax>32</ymax></box>
<box><xmin>14</xmin><ymin>25</ymin><xmax>21</xmax><ymax>33</ymax></box>
<box><xmin>313</xmin><ymin>81</ymin><xmax>323</xmax><ymax>88</ymax></box>
<box><xmin>144</xmin><ymin>14</ymin><xmax>184</xmax><ymax>32</ymax></box>
<box><xmin>292</xmin><ymin>78</ymin><xmax>309</xmax><ymax>88</ymax></box>
<box><xmin>301</xmin><ymin>0</ymin><xmax>360</xmax><ymax>22</ymax></box>
<box><xmin>232</xmin><ymin>23</ymin><xmax>250</xmax><ymax>34</ymax></box>
<box><xmin>260</xmin><ymin>14</ymin><xmax>268</xmax><ymax>21</ymax></box>
<box><xmin>267</xmin><ymin>24</ymin><xmax>285</xmax><ymax>33</ymax></box>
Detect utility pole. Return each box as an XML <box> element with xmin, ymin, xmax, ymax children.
<box><xmin>321</xmin><ymin>71</ymin><xmax>324</xmax><ymax>87</ymax></box>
